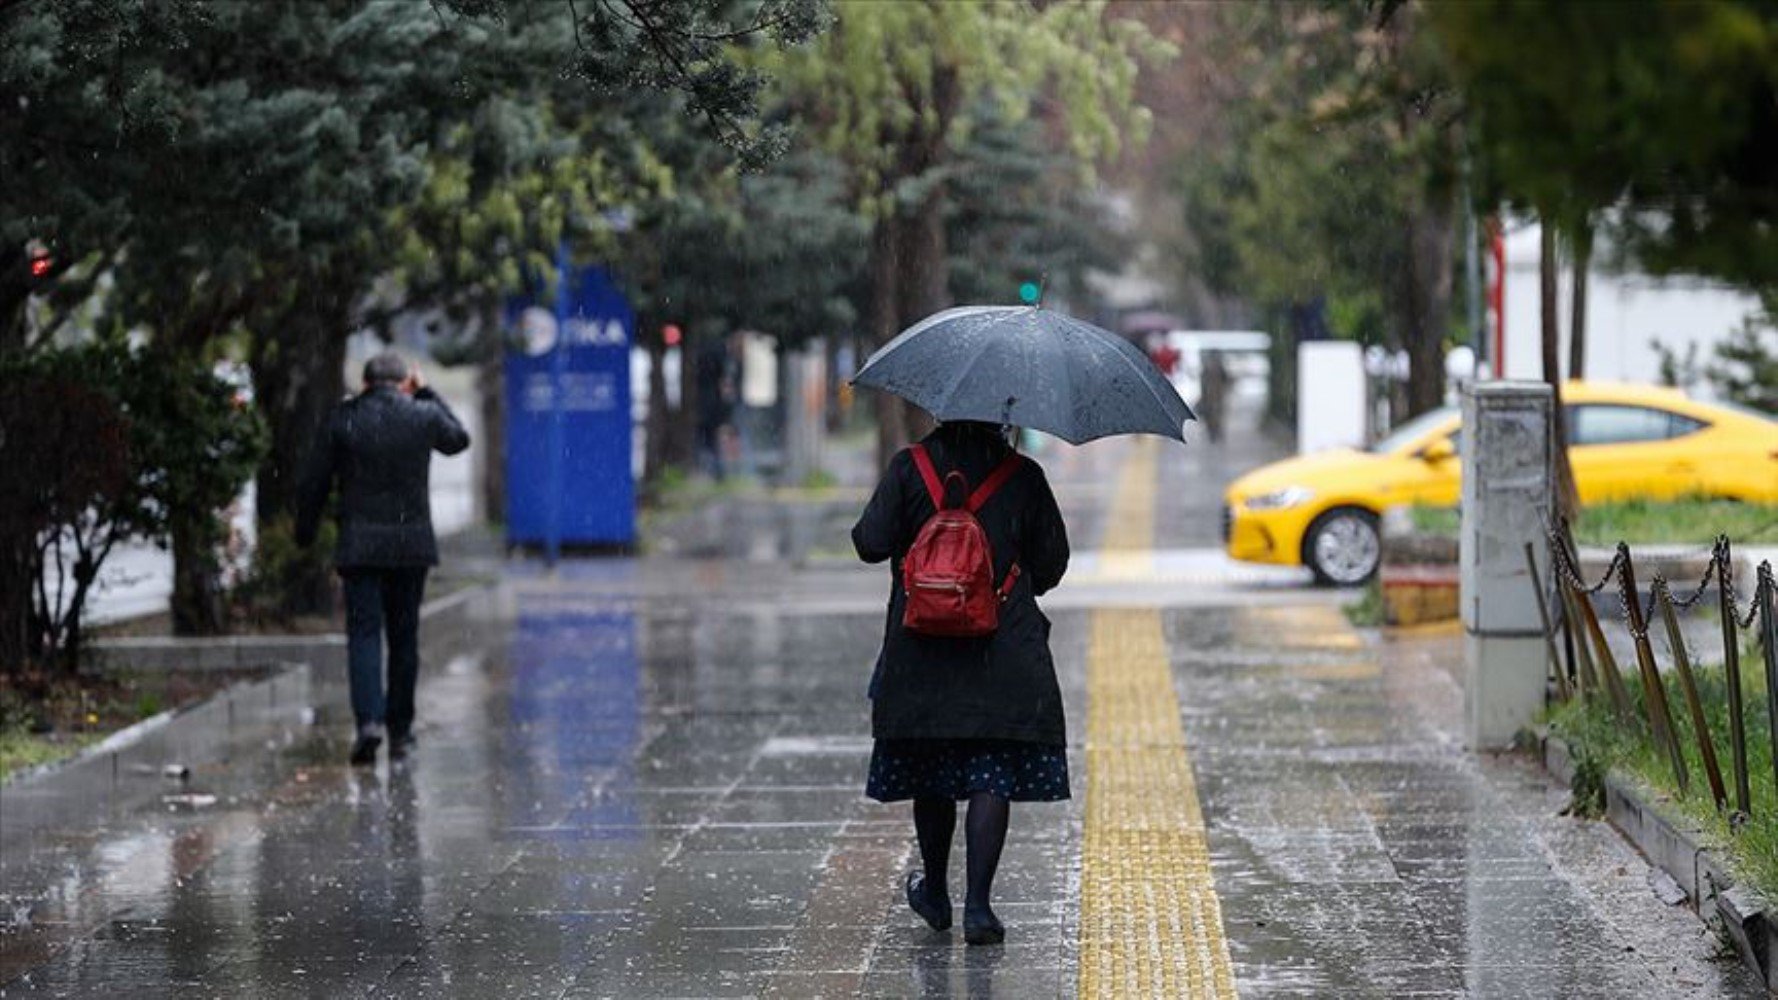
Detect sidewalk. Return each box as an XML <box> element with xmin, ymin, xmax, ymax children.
<box><xmin>0</xmin><ymin>424</ymin><xmax>1758</xmax><ymax>998</ymax></box>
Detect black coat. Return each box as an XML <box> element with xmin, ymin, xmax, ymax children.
<box><xmin>296</xmin><ymin>385</ymin><xmax>471</xmax><ymax>568</ymax></box>
<box><xmin>852</xmin><ymin>424</ymin><xmax>1070</xmax><ymax>745</ymax></box>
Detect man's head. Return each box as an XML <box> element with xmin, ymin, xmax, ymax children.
<box><xmin>363</xmin><ymin>351</ymin><xmax>409</xmax><ymax>389</ymax></box>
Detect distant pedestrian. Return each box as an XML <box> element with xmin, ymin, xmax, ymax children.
<box><xmin>852</xmin><ymin>420</ymin><xmax>1070</xmax><ymax>946</ymax></box>
<box><xmin>694</xmin><ymin>338</ymin><xmax>734</xmax><ymax>480</ymax></box>
<box><xmin>1198</xmin><ymin>348</ymin><xmax>1229</xmax><ymax>443</ymax></box>
<box><xmin>297</xmin><ymin>352</ymin><xmax>470</xmax><ymax>766</ymax></box>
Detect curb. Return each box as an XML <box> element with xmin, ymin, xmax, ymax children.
<box><xmin>91</xmin><ymin>578</ymin><xmax>501</xmax><ymax>672</ymax></box>
<box><xmin>0</xmin><ymin>663</ymin><xmax>313</xmax><ymax>844</ymax></box>
<box><xmin>1540</xmin><ymin>731</ymin><xmax>1778</xmax><ymax>993</ymax></box>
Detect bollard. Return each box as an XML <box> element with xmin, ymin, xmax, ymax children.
<box><xmin>1525</xmin><ymin>544</ymin><xmax>1570</xmax><ymax>701</ymax></box>
<box><xmin>1720</xmin><ymin>540</ymin><xmax>1752</xmax><ymax>816</ymax></box>
<box><xmin>1657</xmin><ymin>583</ymin><xmax>1727</xmax><ymax>811</ymax></box>
<box><xmin>1573</xmin><ymin>577</ymin><xmax>1634</xmax><ymax>724</ymax></box>
<box><xmin>1559</xmin><ymin>583</ymin><xmax>1600</xmax><ymax>699</ymax></box>
<box><xmin>1619</xmin><ymin>545</ymin><xmax>1688</xmax><ymax>795</ymax></box>
<box><xmin>1460</xmin><ymin>382</ymin><xmax>1554</xmax><ymax>748</ymax></box>
<box><xmin>1760</xmin><ymin>563</ymin><xmax>1778</xmax><ymax>807</ymax></box>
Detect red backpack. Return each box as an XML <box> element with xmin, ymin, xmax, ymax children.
<box><xmin>901</xmin><ymin>444</ymin><xmax>1023</xmax><ymax>638</ymax></box>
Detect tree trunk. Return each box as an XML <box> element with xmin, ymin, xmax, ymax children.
<box><xmin>169</xmin><ymin>510</ymin><xmax>225</xmax><ymax>635</ymax></box>
<box><xmin>1568</xmin><ymin>223</ymin><xmax>1591</xmax><ymax>381</ymax></box>
<box><xmin>0</xmin><ymin>528</ymin><xmax>32</xmax><ymax>673</ymax></box>
<box><xmin>867</xmin><ymin>218</ymin><xmax>905</xmax><ymax>468</ymax></box>
<box><xmin>894</xmin><ymin>196</ymin><xmax>949</xmax><ymax>440</ymax></box>
<box><xmin>1</xmin><ymin>246</ymin><xmax>33</xmax><ymax>356</ymax></box>
<box><xmin>671</xmin><ymin>339</ymin><xmax>697</xmax><ymax>470</ymax></box>
<box><xmin>1540</xmin><ymin>222</ymin><xmax>1580</xmax><ymax>519</ymax></box>
<box><xmin>476</xmin><ymin>307</ymin><xmax>506</xmax><ymax>526</ymax></box>
<box><xmin>643</xmin><ymin>325</ymin><xmax>670</xmax><ymax>485</ymax></box>
<box><xmin>1400</xmin><ymin>198</ymin><xmax>1455</xmax><ymax>418</ymax></box>
<box><xmin>251</xmin><ymin>285</ymin><xmax>348</xmax><ymax>617</ymax></box>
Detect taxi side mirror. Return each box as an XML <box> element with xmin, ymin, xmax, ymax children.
<box><xmin>1420</xmin><ymin>439</ymin><xmax>1456</xmax><ymax>464</ymax></box>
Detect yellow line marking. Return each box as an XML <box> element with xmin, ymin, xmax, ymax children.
<box><xmin>1095</xmin><ymin>439</ymin><xmax>1158</xmax><ymax>581</ymax></box>
<box><xmin>1079</xmin><ymin>440</ymin><xmax>1237</xmax><ymax>999</ymax></box>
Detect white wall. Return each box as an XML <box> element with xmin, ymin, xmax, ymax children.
<box><xmin>1499</xmin><ymin>221</ymin><xmax>1761</xmax><ymax>395</ymax></box>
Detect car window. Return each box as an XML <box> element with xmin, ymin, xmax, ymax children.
<box><xmin>1568</xmin><ymin>404</ymin><xmax>1705</xmax><ymax>446</ymax></box>
<box><xmin>1371</xmin><ymin>406</ymin><xmax>1458</xmax><ymax>454</ymax></box>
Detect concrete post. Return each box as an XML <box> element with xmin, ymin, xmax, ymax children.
<box><xmin>1461</xmin><ymin>381</ymin><xmax>1554</xmax><ymax>748</ymax></box>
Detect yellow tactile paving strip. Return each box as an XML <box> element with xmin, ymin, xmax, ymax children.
<box><xmin>1079</xmin><ymin>439</ymin><xmax>1237</xmax><ymax>999</ymax></box>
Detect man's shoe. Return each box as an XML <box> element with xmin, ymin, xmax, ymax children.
<box><xmin>389</xmin><ymin>733</ymin><xmax>417</xmax><ymax>761</ymax></box>
<box><xmin>350</xmin><ymin>725</ymin><xmax>384</xmax><ymax>766</ymax></box>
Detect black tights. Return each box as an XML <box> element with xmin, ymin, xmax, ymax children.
<box><xmin>913</xmin><ymin>793</ymin><xmax>1010</xmax><ymax>914</ymax></box>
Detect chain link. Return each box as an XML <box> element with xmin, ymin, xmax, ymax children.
<box><xmin>1659</xmin><ymin>538</ymin><xmax>1723</xmax><ymax>610</ymax></box>
<box><xmin>1544</xmin><ymin>526</ymin><xmax>1625</xmax><ymax>596</ymax></box>
<box><xmin>1539</xmin><ymin>525</ymin><xmax>1775</xmax><ymax>636</ymax></box>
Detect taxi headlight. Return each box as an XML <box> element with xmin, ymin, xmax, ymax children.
<box><xmin>1243</xmin><ymin>486</ymin><xmax>1314</xmax><ymax>511</ymax></box>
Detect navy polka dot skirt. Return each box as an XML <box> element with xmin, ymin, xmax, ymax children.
<box><xmin>866</xmin><ymin>738</ymin><xmax>1070</xmax><ymax>803</ymax></box>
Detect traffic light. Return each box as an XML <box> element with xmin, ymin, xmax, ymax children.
<box><xmin>1018</xmin><ymin>281</ymin><xmax>1040</xmax><ymax>305</ymax></box>
<box><xmin>26</xmin><ymin>240</ymin><xmax>51</xmax><ymax>279</ymax></box>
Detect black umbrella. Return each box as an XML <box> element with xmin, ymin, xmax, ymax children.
<box><xmin>851</xmin><ymin>305</ymin><xmax>1195</xmax><ymax>445</ymax></box>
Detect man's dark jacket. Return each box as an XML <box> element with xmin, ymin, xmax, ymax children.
<box><xmin>296</xmin><ymin>385</ymin><xmax>471</xmax><ymax>568</ymax></box>
<box><xmin>852</xmin><ymin>423</ymin><xmax>1070</xmax><ymax>745</ymax></box>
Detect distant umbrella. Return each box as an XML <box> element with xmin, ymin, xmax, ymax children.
<box><xmin>852</xmin><ymin>306</ymin><xmax>1194</xmax><ymax>445</ymax></box>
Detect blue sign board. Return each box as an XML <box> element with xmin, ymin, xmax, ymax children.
<box><xmin>505</xmin><ymin>263</ymin><xmax>635</xmax><ymax>551</ymax></box>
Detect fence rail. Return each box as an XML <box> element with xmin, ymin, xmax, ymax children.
<box><xmin>1538</xmin><ymin>524</ymin><xmax>1777</xmax><ymax>823</ymax></box>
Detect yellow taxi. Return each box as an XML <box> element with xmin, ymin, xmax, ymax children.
<box><xmin>1223</xmin><ymin>382</ymin><xmax>1778</xmax><ymax>585</ymax></box>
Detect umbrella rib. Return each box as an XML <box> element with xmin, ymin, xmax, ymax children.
<box><xmin>1107</xmin><ymin>336</ymin><xmax>1192</xmax><ymax>431</ymax></box>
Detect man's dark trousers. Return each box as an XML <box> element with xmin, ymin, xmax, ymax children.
<box><xmin>341</xmin><ymin>567</ymin><xmax>428</xmax><ymax>740</ymax></box>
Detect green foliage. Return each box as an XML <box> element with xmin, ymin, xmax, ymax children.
<box><xmin>1706</xmin><ymin>311</ymin><xmax>1778</xmax><ymax>414</ymax></box>
<box><xmin>763</xmin><ymin>0</ymin><xmax>1162</xmax><ymax>217</ymax></box>
<box><xmin>1548</xmin><ymin>653</ymin><xmax>1778</xmax><ymax>906</ymax></box>
<box><xmin>946</xmin><ymin>105</ymin><xmax>1127</xmax><ymax>307</ymax></box>
<box><xmin>233</xmin><ymin>517</ymin><xmax>335</xmax><ymax>627</ymax></box>
<box><xmin>0</xmin><ymin>343</ymin><xmax>264</xmax><ymax>668</ymax></box>
<box><xmin>1432</xmin><ymin>0</ymin><xmax>1778</xmax><ymax>295</ymax></box>
<box><xmin>1409</xmin><ymin>499</ymin><xmax>1778</xmax><ymax>546</ymax></box>
<box><xmin>1170</xmin><ymin>3</ymin><xmax>1463</xmax><ymax>421</ymax></box>
<box><xmin>0</xmin><ymin>0</ymin><xmax>207</xmax><ymax>348</ymax></box>
<box><xmin>1341</xmin><ymin>579</ymin><xmax>1387</xmax><ymax>628</ymax></box>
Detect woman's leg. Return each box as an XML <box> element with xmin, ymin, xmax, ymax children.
<box><xmin>912</xmin><ymin>797</ymin><xmax>957</xmax><ymax>895</ymax></box>
<box><xmin>964</xmin><ymin>791</ymin><xmax>1010</xmax><ymax>932</ymax></box>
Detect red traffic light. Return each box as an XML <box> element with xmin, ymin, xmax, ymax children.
<box><xmin>29</xmin><ymin>253</ymin><xmax>51</xmax><ymax>278</ymax></box>
<box><xmin>663</xmin><ymin>324</ymin><xmax>682</xmax><ymax>347</ymax></box>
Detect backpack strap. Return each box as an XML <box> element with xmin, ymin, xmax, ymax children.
<box><xmin>908</xmin><ymin>444</ymin><xmax>945</xmax><ymax>508</ymax></box>
<box><xmin>966</xmin><ymin>454</ymin><xmax>1024</xmax><ymax>513</ymax></box>
<box><xmin>997</xmin><ymin>563</ymin><xmax>1022</xmax><ymax>603</ymax></box>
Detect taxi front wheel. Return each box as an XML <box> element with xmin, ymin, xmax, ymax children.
<box><xmin>1304</xmin><ymin>507</ymin><xmax>1381</xmax><ymax>587</ymax></box>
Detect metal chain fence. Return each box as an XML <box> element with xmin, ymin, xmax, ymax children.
<box><xmin>1538</xmin><ymin>525</ymin><xmax>1776</xmax><ymax>823</ymax></box>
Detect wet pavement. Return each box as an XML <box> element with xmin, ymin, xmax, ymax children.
<box><xmin>1</xmin><ymin>407</ymin><xmax>1761</xmax><ymax>997</ymax></box>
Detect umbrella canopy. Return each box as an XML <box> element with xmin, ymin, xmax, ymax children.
<box><xmin>852</xmin><ymin>306</ymin><xmax>1195</xmax><ymax>445</ymax></box>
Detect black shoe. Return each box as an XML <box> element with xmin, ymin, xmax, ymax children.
<box><xmin>905</xmin><ymin>872</ymin><xmax>952</xmax><ymax>932</ymax></box>
<box><xmin>963</xmin><ymin>907</ymin><xmax>1004</xmax><ymax>946</ymax></box>
<box><xmin>389</xmin><ymin>733</ymin><xmax>417</xmax><ymax>761</ymax></box>
<box><xmin>349</xmin><ymin>732</ymin><xmax>382</xmax><ymax>766</ymax></box>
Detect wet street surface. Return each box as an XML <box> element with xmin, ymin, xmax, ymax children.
<box><xmin>1</xmin><ymin>417</ymin><xmax>1761</xmax><ymax>998</ymax></box>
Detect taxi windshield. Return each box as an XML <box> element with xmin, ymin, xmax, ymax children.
<box><xmin>1368</xmin><ymin>406</ymin><xmax>1458</xmax><ymax>454</ymax></box>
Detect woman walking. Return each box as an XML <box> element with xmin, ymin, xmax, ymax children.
<box><xmin>852</xmin><ymin>420</ymin><xmax>1070</xmax><ymax>945</ymax></box>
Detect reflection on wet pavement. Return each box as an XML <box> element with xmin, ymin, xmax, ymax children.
<box><xmin>1176</xmin><ymin>606</ymin><xmax>1760</xmax><ymax>997</ymax></box>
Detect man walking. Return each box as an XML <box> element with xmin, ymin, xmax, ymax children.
<box><xmin>297</xmin><ymin>351</ymin><xmax>471</xmax><ymax>765</ymax></box>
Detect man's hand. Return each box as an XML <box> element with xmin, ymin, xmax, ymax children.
<box><xmin>401</xmin><ymin>365</ymin><xmax>426</xmax><ymax>396</ymax></box>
